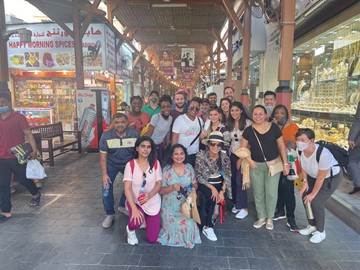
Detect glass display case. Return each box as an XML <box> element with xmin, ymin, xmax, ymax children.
<box><xmin>14</xmin><ymin>107</ymin><xmax>54</xmax><ymax>127</ymax></box>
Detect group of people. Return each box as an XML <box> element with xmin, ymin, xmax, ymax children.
<box><xmin>1</xmin><ymin>84</ymin><xmax>356</xmax><ymax>248</ymax></box>
<box><xmin>97</xmin><ymin>87</ymin><xmax>348</xmax><ymax>248</ymax></box>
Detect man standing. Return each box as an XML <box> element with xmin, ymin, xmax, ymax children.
<box><xmin>0</xmin><ymin>91</ymin><xmax>41</xmax><ymax>222</ymax></box>
<box><xmin>207</xmin><ymin>92</ymin><xmax>218</xmax><ymax>109</ymax></box>
<box><xmin>172</xmin><ymin>97</ymin><xmax>203</xmax><ymax>167</ymax></box>
<box><xmin>170</xmin><ymin>91</ymin><xmax>186</xmax><ymax>122</ymax></box>
<box><xmin>224</xmin><ymin>86</ymin><xmax>235</xmax><ymax>103</ymax></box>
<box><xmin>348</xmin><ymin>101</ymin><xmax>360</xmax><ymax>195</ymax></box>
<box><xmin>263</xmin><ymin>90</ymin><xmax>277</xmax><ymax>118</ymax></box>
<box><xmin>99</xmin><ymin>113</ymin><xmax>139</xmax><ymax>228</ymax></box>
<box><xmin>141</xmin><ymin>90</ymin><xmax>161</xmax><ymax>118</ymax></box>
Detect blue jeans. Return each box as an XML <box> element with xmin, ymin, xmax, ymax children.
<box><xmin>102</xmin><ymin>164</ymin><xmax>126</xmax><ymax>215</ymax></box>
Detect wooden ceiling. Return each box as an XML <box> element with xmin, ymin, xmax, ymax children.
<box><xmin>24</xmin><ymin>0</ymin><xmax>233</xmax><ymax>87</ymax></box>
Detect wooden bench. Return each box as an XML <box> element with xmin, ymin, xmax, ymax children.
<box><xmin>31</xmin><ymin>122</ymin><xmax>81</xmax><ymax>166</ymax></box>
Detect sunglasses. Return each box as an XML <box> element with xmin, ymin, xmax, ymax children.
<box><xmin>209</xmin><ymin>142</ymin><xmax>222</xmax><ymax>147</ymax></box>
<box><xmin>234</xmin><ymin>133</ymin><xmax>239</xmax><ymax>142</ymax></box>
<box><xmin>142</xmin><ymin>173</ymin><xmax>147</xmax><ymax>187</ymax></box>
<box><xmin>189</xmin><ymin>105</ymin><xmax>200</xmax><ymax>112</ymax></box>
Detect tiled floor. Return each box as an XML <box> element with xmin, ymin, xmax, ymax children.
<box><xmin>2</xmin><ymin>152</ymin><xmax>360</xmax><ymax>270</ymax></box>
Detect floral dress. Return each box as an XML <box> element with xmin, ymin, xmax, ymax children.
<box><xmin>158</xmin><ymin>163</ymin><xmax>202</xmax><ymax>249</ymax></box>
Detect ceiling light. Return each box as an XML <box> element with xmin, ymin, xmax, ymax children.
<box><xmin>152</xmin><ymin>3</ymin><xmax>187</xmax><ymax>8</ymax></box>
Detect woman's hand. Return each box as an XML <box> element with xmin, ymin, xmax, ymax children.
<box><xmin>173</xmin><ymin>183</ymin><xmax>181</xmax><ymax>191</ymax></box>
<box><xmin>138</xmin><ymin>193</ymin><xmax>150</xmax><ymax>204</ymax></box>
<box><xmin>300</xmin><ymin>182</ymin><xmax>309</xmax><ymax>196</ymax></box>
<box><xmin>217</xmin><ymin>190</ymin><xmax>225</xmax><ymax>203</ymax></box>
<box><xmin>283</xmin><ymin>164</ymin><xmax>290</xmax><ymax>175</ymax></box>
<box><xmin>303</xmin><ymin>192</ymin><xmax>315</xmax><ymax>204</ymax></box>
<box><xmin>248</xmin><ymin>159</ymin><xmax>257</xmax><ymax>169</ymax></box>
<box><xmin>201</xmin><ymin>130</ymin><xmax>207</xmax><ymax>139</ymax></box>
<box><xmin>210</xmin><ymin>186</ymin><xmax>219</xmax><ymax>201</ymax></box>
<box><xmin>236</xmin><ymin>159</ymin><xmax>242</xmax><ymax>170</ymax></box>
<box><xmin>130</xmin><ymin>207</ymin><xmax>144</xmax><ymax>225</ymax></box>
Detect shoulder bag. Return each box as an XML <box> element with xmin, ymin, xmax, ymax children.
<box><xmin>252</xmin><ymin>127</ymin><xmax>283</xmax><ymax>176</ymax></box>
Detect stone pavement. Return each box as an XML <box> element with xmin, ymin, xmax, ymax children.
<box><xmin>2</xmin><ymin>152</ymin><xmax>360</xmax><ymax>270</ymax></box>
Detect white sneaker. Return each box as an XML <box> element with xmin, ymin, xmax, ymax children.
<box><xmin>232</xmin><ymin>207</ymin><xmax>241</xmax><ymax>214</ymax></box>
<box><xmin>202</xmin><ymin>227</ymin><xmax>217</xmax><ymax>241</ymax></box>
<box><xmin>299</xmin><ymin>225</ymin><xmax>317</xmax><ymax>236</ymax></box>
<box><xmin>101</xmin><ymin>215</ymin><xmax>114</xmax><ymax>229</ymax></box>
<box><xmin>126</xmin><ymin>225</ymin><xmax>139</xmax><ymax>245</ymax></box>
<box><xmin>118</xmin><ymin>206</ymin><xmax>129</xmax><ymax>216</ymax></box>
<box><xmin>309</xmin><ymin>231</ymin><xmax>326</xmax><ymax>244</ymax></box>
<box><xmin>235</xmin><ymin>209</ymin><xmax>248</xmax><ymax>219</ymax></box>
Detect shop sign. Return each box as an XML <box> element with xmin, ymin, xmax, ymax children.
<box><xmin>104</xmin><ymin>26</ymin><xmax>116</xmax><ymax>74</ymax></box>
<box><xmin>7</xmin><ymin>23</ymin><xmax>113</xmax><ymax>71</ymax></box>
<box><xmin>116</xmin><ymin>43</ymin><xmax>133</xmax><ymax>80</ymax></box>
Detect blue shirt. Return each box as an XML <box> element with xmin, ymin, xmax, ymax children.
<box><xmin>99</xmin><ymin>127</ymin><xmax>139</xmax><ymax>168</ymax></box>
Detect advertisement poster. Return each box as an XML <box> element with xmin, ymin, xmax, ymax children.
<box><xmin>181</xmin><ymin>48</ymin><xmax>195</xmax><ymax>83</ymax></box>
<box><xmin>104</xmin><ymin>26</ymin><xmax>116</xmax><ymax>74</ymax></box>
<box><xmin>7</xmin><ymin>23</ymin><xmax>112</xmax><ymax>71</ymax></box>
<box><xmin>159</xmin><ymin>49</ymin><xmax>174</xmax><ymax>76</ymax></box>
<box><xmin>116</xmin><ymin>43</ymin><xmax>133</xmax><ymax>79</ymax></box>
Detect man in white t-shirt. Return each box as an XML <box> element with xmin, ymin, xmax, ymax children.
<box><xmin>172</xmin><ymin>97</ymin><xmax>203</xmax><ymax>167</ymax></box>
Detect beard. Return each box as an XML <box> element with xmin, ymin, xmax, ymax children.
<box><xmin>176</xmin><ymin>103</ymin><xmax>184</xmax><ymax>109</ymax></box>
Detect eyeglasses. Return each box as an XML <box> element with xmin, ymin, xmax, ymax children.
<box><xmin>141</xmin><ymin>173</ymin><xmax>147</xmax><ymax>187</ymax></box>
<box><xmin>234</xmin><ymin>133</ymin><xmax>239</xmax><ymax>142</ymax></box>
<box><xmin>209</xmin><ymin>142</ymin><xmax>222</xmax><ymax>148</ymax></box>
<box><xmin>189</xmin><ymin>105</ymin><xmax>200</xmax><ymax>112</ymax></box>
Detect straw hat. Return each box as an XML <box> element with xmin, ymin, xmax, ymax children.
<box><xmin>201</xmin><ymin>131</ymin><xmax>229</xmax><ymax>146</ymax></box>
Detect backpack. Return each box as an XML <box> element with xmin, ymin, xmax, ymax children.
<box><xmin>129</xmin><ymin>159</ymin><xmax>158</xmax><ymax>174</ymax></box>
<box><xmin>298</xmin><ymin>140</ymin><xmax>349</xmax><ymax>172</ymax></box>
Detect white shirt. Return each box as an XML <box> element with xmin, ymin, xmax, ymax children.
<box><xmin>299</xmin><ymin>144</ymin><xmax>340</xmax><ymax>179</ymax></box>
<box><xmin>150</xmin><ymin>113</ymin><xmax>173</xmax><ymax>145</ymax></box>
<box><xmin>172</xmin><ymin>114</ymin><xmax>203</xmax><ymax>155</ymax></box>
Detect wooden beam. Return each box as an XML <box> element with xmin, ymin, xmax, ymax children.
<box><xmin>212</xmin><ymin>28</ymin><xmax>231</xmax><ymax>59</ymax></box>
<box><xmin>132</xmin><ymin>45</ymin><xmax>148</xmax><ymax>68</ymax></box>
<box><xmin>128</xmin><ymin>27</ymin><xmax>213</xmax><ymax>32</ymax></box>
<box><xmin>80</xmin><ymin>0</ymin><xmax>102</xmax><ymax>38</ymax></box>
<box><xmin>222</xmin><ymin>0</ymin><xmax>244</xmax><ymax>37</ymax></box>
<box><xmin>125</xmin><ymin>0</ymin><xmax>223</xmax><ymax>5</ymax></box>
<box><xmin>55</xmin><ymin>21</ymin><xmax>74</xmax><ymax>39</ymax></box>
<box><xmin>78</xmin><ymin>3</ymin><xmax>106</xmax><ymax>16</ymax></box>
<box><xmin>73</xmin><ymin>0</ymin><xmax>85</xmax><ymax>90</ymax></box>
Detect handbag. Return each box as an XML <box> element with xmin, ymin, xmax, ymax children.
<box><xmin>181</xmin><ymin>190</ymin><xmax>201</xmax><ymax>224</ymax></box>
<box><xmin>252</xmin><ymin>127</ymin><xmax>283</xmax><ymax>176</ymax></box>
<box><xmin>9</xmin><ymin>142</ymin><xmax>33</xmax><ymax>165</ymax></box>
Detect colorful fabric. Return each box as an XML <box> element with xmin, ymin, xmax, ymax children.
<box><xmin>158</xmin><ymin>163</ymin><xmax>201</xmax><ymax>249</ymax></box>
<box><xmin>281</xmin><ymin>122</ymin><xmax>298</xmax><ymax>146</ymax></box>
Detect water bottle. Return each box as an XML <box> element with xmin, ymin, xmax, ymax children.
<box><xmin>102</xmin><ymin>178</ymin><xmax>111</xmax><ymax>197</ymax></box>
<box><xmin>78</xmin><ymin>104</ymin><xmax>96</xmax><ymax>147</ymax></box>
<box><xmin>287</xmin><ymin>142</ymin><xmax>296</xmax><ymax>177</ymax></box>
<box><xmin>138</xmin><ymin>184</ymin><xmax>146</xmax><ymax>205</ymax></box>
<box><xmin>305</xmin><ymin>201</ymin><xmax>315</xmax><ymax>220</ymax></box>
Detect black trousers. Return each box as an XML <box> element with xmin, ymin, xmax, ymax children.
<box><xmin>197</xmin><ymin>182</ymin><xmax>222</xmax><ymax>229</ymax></box>
<box><xmin>275</xmin><ymin>173</ymin><xmax>296</xmax><ymax>220</ymax></box>
<box><xmin>0</xmin><ymin>158</ymin><xmax>39</xmax><ymax>213</ymax></box>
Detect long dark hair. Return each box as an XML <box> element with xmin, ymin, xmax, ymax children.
<box><xmin>134</xmin><ymin>136</ymin><xmax>157</xmax><ymax>173</ymax></box>
<box><xmin>219</xmin><ymin>97</ymin><xmax>231</xmax><ymax>124</ymax></box>
<box><xmin>228</xmin><ymin>101</ymin><xmax>250</xmax><ymax>131</ymax></box>
<box><xmin>271</xmin><ymin>104</ymin><xmax>289</xmax><ymax>122</ymax></box>
<box><xmin>165</xmin><ymin>144</ymin><xmax>188</xmax><ymax>167</ymax></box>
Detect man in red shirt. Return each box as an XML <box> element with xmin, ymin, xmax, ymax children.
<box><xmin>0</xmin><ymin>91</ymin><xmax>41</xmax><ymax>222</ymax></box>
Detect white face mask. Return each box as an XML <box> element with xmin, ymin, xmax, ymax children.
<box><xmin>296</xmin><ymin>141</ymin><xmax>310</xmax><ymax>151</ymax></box>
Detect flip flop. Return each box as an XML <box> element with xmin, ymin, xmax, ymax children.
<box><xmin>0</xmin><ymin>214</ymin><xmax>10</xmax><ymax>222</ymax></box>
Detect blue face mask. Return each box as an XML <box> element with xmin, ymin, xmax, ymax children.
<box><xmin>278</xmin><ymin>117</ymin><xmax>287</xmax><ymax>126</ymax></box>
<box><xmin>0</xmin><ymin>106</ymin><xmax>10</xmax><ymax>113</ymax></box>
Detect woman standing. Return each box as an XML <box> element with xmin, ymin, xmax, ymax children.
<box><xmin>195</xmin><ymin>131</ymin><xmax>231</xmax><ymax>241</ymax></box>
<box><xmin>271</xmin><ymin>105</ymin><xmax>299</xmax><ymax>232</ymax></box>
<box><xmin>228</xmin><ymin>102</ymin><xmax>252</xmax><ymax>219</ymax></box>
<box><xmin>241</xmin><ymin>105</ymin><xmax>289</xmax><ymax>230</ymax></box>
<box><xmin>123</xmin><ymin>137</ymin><xmax>162</xmax><ymax>245</ymax></box>
<box><xmin>146</xmin><ymin>95</ymin><xmax>173</xmax><ymax>164</ymax></box>
<box><xmin>296</xmin><ymin>128</ymin><xmax>342</xmax><ymax>244</ymax></box>
<box><xmin>202</xmin><ymin>107</ymin><xmax>230</xmax><ymax>144</ymax></box>
<box><xmin>126</xmin><ymin>96</ymin><xmax>150</xmax><ymax>134</ymax></box>
<box><xmin>219</xmin><ymin>98</ymin><xmax>231</xmax><ymax>125</ymax></box>
<box><xmin>158</xmin><ymin>144</ymin><xmax>202</xmax><ymax>248</ymax></box>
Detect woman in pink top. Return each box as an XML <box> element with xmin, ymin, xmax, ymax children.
<box><xmin>123</xmin><ymin>136</ymin><xmax>162</xmax><ymax>245</ymax></box>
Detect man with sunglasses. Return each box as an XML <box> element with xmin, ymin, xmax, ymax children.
<box><xmin>172</xmin><ymin>97</ymin><xmax>203</xmax><ymax>167</ymax></box>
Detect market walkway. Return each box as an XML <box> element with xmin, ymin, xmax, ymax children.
<box><xmin>2</xmin><ymin>152</ymin><xmax>360</xmax><ymax>270</ymax></box>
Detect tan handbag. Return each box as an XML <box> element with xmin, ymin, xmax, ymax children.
<box><xmin>181</xmin><ymin>191</ymin><xmax>201</xmax><ymax>224</ymax></box>
<box><xmin>252</xmin><ymin>127</ymin><xmax>284</xmax><ymax>176</ymax></box>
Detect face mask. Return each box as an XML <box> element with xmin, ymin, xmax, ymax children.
<box><xmin>0</xmin><ymin>106</ymin><xmax>10</xmax><ymax>113</ymax></box>
<box><xmin>150</xmin><ymin>97</ymin><xmax>158</xmax><ymax>104</ymax></box>
<box><xmin>265</xmin><ymin>106</ymin><xmax>274</xmax><ymax>115</ymax></box>
<box><xmin>278</xmin><ymin>117</ymin><xmax>287</xmax><ymax>126</ymax></box>
<box><xmin>296</xmin><ymin>141</ymin><xmax>310</xmax><ymax>151</ymax></box>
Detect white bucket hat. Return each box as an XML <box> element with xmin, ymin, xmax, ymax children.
<box><xmin>201</xmin><ymin>131</ymin><xmax>229</xmax><ymax>146</ymax></box>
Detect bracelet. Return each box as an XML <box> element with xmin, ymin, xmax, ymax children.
<box><xmin>283</xmin><ymin>163</ymin><xmax>289</xmax><ymax>166</ymax></box>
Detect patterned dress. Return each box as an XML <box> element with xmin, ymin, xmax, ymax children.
<box><xmin>158</xmin><ymin>163</ymin><xmax>202</xmax><ymax>248</ymax></box>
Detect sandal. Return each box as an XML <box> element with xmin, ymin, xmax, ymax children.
<box><xmin>0</xmin><ymin>214</ymin><xmax>10</xmax><ymax>222</ymax></box>
<box><xmin>30</xmin><ymin>193</ymin><xmax>41</xmax><ymax>207</ymax></box>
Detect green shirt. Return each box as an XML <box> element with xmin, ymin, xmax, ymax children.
<box><xmin>141</xmin><ymin>104</ymin><xmax>161</xmax><ymax>118</ymax></box>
